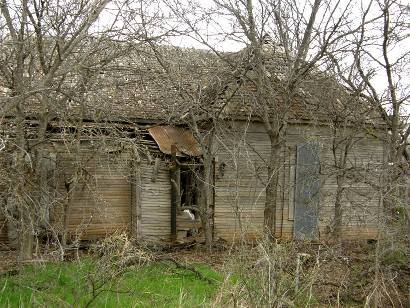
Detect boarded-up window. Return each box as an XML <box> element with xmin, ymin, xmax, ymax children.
<box><xmin>294</xmin><ymin>142</ymin><xmax>320</xmax><ymax>240</ymax></box>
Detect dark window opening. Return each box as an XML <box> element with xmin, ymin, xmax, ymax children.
<box><xmin>175</xmin><ymin>165</ymin><xmax>201</xmax><ymax>239</ymax></box>
<box><xmin>180</xmin><ymin>166</ymin><xmax>200</xmax><ymax>217</ymax></box>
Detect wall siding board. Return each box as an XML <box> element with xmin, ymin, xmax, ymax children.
<box><xmin>139</xmin><ymin>161</ymin><xmax>171</xmax><ymax>241</ymax></box>
<box><xmin>214</xmin><ymin>122</ymin><xmax>269</xmax><ymax>241</ymax></box>
<box><xmin>52</xmin><ymin>150</ymin><xmax>132</xmax><ymax>241</ymax></box>
<box><xmin>214</xmin><ymin>120</ymin><xmax>384</xmax><ymax>241</ymax></box>
<box><xmin>0</xmin><ymin>120</ymin><xmax>384</xmax><ymax>246</ymax></box>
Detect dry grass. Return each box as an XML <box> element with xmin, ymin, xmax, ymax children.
<box><xmin>0</xmin><ymin>234</ymin><xmax>409</xmax><ymax>307</ymax></box>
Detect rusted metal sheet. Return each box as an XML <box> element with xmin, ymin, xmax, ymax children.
<box><xmin>147</xmin><ymin>125</ymin><xmax>201</xmax><ymax>157</ymax></box>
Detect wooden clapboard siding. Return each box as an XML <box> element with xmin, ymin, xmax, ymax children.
<box><xmin>319</xmin><ymin>136</ymin><xmax>383</xmax><ymax>237</ymax></box>
<box><xmin>139</xmin><ymin>161</ymin><xmax>171</xmax><ymax>241</ymax></box>
<box><xmin>285</xmin><ymin>124</ymin><xmax>384</xmax><ymax>239</ymax></box>
<box><xmin>52</xmin><ymin>150</ymin><xmax>132</xmax><ymax>240</ymax></box>
<box><xmin>214</xmin><ymin>120</ymin><xmax>292</xmax><ymax>241</ymax></box>
<box><xmin>214</xmin><ymin>120</ymin><xmax>384</xmax><ymax>241</ymax></box>
<box><xmin>43</xmin><ymin>119</ymin><xmax>385</xmax><ymax>243</ymax></box>
<box><xmin>214</xmin><ymin>121</ymin><xmax>270</xmax><ymax>241</ymax></box>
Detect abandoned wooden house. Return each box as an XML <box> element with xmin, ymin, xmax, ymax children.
<box><xmin>0</xmin><ymin>43</ymin><xmax>386</xmax><ymax>247</ymax></box>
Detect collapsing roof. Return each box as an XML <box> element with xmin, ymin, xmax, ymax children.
<box><xmin>148</xmin><ymin>125</ymin><xmax>201</xmax><ymax>157</ymax></box>
<box><xmin>0</xmin><ymin>42</ymin><xmax>383</xmax><ymax>126</ymax></box>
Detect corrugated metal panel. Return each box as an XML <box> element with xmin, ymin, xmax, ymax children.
<box><xmin>148</xmin><ymin>125</ymin><xmax>201</xmax><ymax>157</ymax></box>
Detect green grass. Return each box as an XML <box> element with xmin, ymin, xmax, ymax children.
<box><xmin>0</xmin><ymin>259</ymin><xmax>221</xmax><ymax>307</ymax></box>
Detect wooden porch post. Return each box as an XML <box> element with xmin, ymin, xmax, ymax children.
<box><xmin>170</xmin><ymin>144</ymin><xmax>180</xmax><ymax>241</ymax></box>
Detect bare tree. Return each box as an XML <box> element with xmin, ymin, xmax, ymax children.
<box><xmin>142</xmin><ymin>42</ymin><xmax>244</xmax><ymax>249</ymax></box>
<box><xmin>329</xmin><ymin>0</ymin><xmax>409</xmax><ymax>224</ymax></box>
<box><xmin>318</xmin><ymin>82</ymin><xmax>382</xmax><ymax>240</ymax></box>
<box><xmin>338</xmin><ymin>2</ymin><xmax>408</xmax><ymax>170</ymax></box>
<box><xmin>326</xmin><ymin>2</ymin><xmax>409</xmax><ymax>304</ymax></box>
<box><xmin>156</xmin><ymin>0</ymin><xmax>372</xmax><ymax>241</ymax></box>
<box><xmin>0</xmin><ymin>0</ymin><xmax>163</xmax><ymax>259</ymax></box>
<box><xmin>200</xmin><ymin>0</ymin><xmax>362</xmax><ymax>236</ymax></box>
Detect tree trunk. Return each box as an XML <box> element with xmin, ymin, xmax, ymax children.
<box><xmin>201</xmin><ymin>210</ymin><xmax>213</xmax><ymax>250</ymax></box>
<box><xmin>333</xmin><ymin>174</ymin><xmax>345</xmax><ymax>240</ymax></box>
<box><xmin>18</xmin><ymin>213</ymin><xmax>33</xmax><ymax>261</ymax></box>
<box><xmin>14</xmin><ymin>108</ymin><xmax>34</xmax><ymax>260</ymax></box>
<box><xmin>61</xmin><ymin>194</ymin><xmax>70</xmax><ymax>249</ymax></box>
<box><xmin>264</xmin><ymin>137</ymin><xmax>280</xmax><ymax>237</ymax></box>
<box><xmin>200</xmin><ymin>154</ymin><xmax>214</xmax><ymax>250</ymax></box>
<box><xmin>170</xmin><ymin>163</ymin><xmax>180</xmax><ymax>242</ymax></box>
